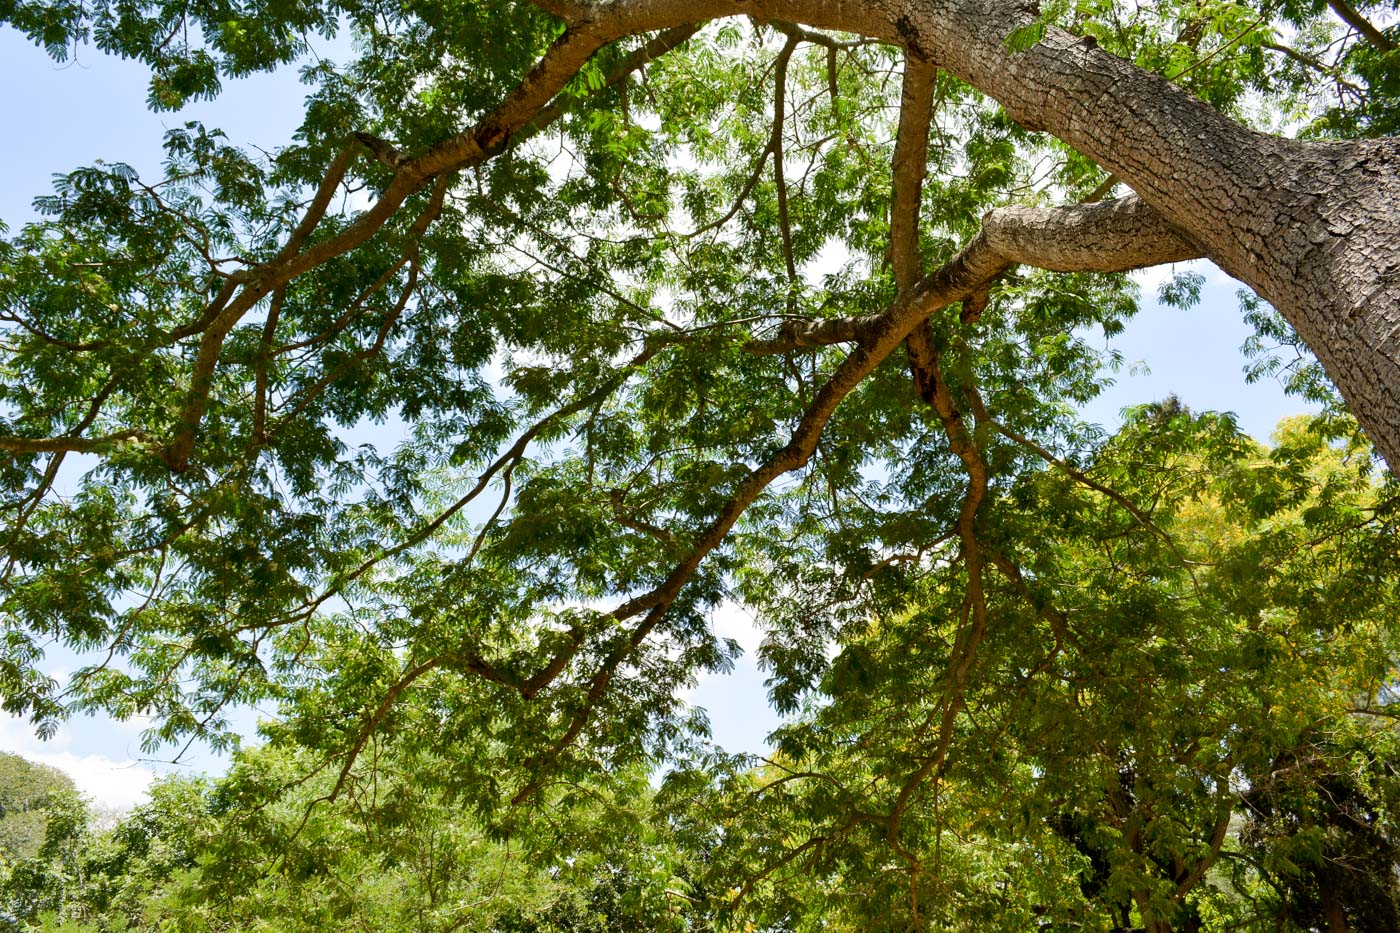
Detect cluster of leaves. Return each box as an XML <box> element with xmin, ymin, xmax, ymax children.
<box><xmin>0</xmin><ymin>754</ymin><xmax>75</xmax><ymax>864</ymax></box>
<box><xmin>2</xmin><ymin>747</ymin><xmax>715</xmax><ymax>932</ymax></box>
<box><xmin>1017</xmin><ymin>0</ymin><xmax>1399</xmax><ymax>136</ymax></box>
<box><xmin>0</xmin><ymin>754</ymin><xmax>87</xmax><ymax>930</ymax></box>
<box><xmin>0</xmin><ymin>15</ymin><xmax>1079</xmax><ymax>781</ymax></box>
<box><xmin>653</xmin><ymin>398</ymin><xmax>1400</xmax><ymax>928</ymax></box>
<box><xmin>4</xmin><ymin>409</ymin><xmax>1397</xmax><ymax>932</ymax></box>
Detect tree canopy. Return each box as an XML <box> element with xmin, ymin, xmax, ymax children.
<box><xmin>1</xmin><ymin>0</ymin><xmax>1399</xmax><ymax>925</ymax></box>
<box><xmin>0</xmin><ymin>753</ymin><xmax>74</xmax><ymax>865</ymax></box>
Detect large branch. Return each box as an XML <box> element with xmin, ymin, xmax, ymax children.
<box><xmin>772</xmin><ymin>37</ymin><xmax>801</xmax><ymax>290</ymax></box>
<box><xmin>0</xmin><ymin>430</ymin><xmax>146</xmax><ymax>456</ymax></box>
<box><xmin>75</xmin><ymin>0</ymin><xmax>1393</xmax><ymax>470</ymax></box>
<box><xmin>869</xmin><ymin>0</ymin><xmax>1400</xmax><ymax>467</ymax></box>
<box><xmin>72</xmin><ymin>0</ymin><xmax>1400</xmax><ymax>468</ymax></box>
<box><xmin>746</xmin><ymin>194</ymin><xmax>1201</xmax><ymax>354</ymax></box>
<box><xmin>888</xmin><ymin>333</ymin><xmax>990</xmax><ymax>840</ymax></box>
<box><xmin>889</xmin><ymin>55</ymin><xmax>938</xmax><ymax>291</ymax></box>
<box><xmin>511</xmin><ymin>201</ymin><xmax>1054</xmax><ymax>801</ymax></box>
<box><xmin>1326</xmin><ymin>0</ymin><xmax>1395</xmax><ymax>51</ymax></box>
<box><xmin>542</xmin><ymin>0</ymin><xmax>1400</xmax><ymax>466</ymax></box>
<box><xmin>521</xmin><ymin>22</ymin><xmax>705</xmax><ymax>140</ymax></box>
<box><xmin>156</xmin><ymin>20</ymin><xmax>692</xmax><ymax>468</ymax></box>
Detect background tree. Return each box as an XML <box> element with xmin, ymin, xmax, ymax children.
<box><xmin>1239</xmin><ymin>725</ymin><xmax>1400</xmax><ymax>932</ymax></box>
<box><xmin>0</xmin><ymin>749</ymin><xmax>710</xmax><ymax>932</ymax></box>
<box><xmin>0</xmin><ymin>754</ymin><xmax>74</xmax><ymax>864</ymax></box>
<box><xmin>656</xmin><ymin>412</ymin><xmax>1400</xmax><ymax>929</ymax></box>
<box><xmin>2</xmin><ymin>425</ymin><xmax>1400</xmax><ymax>923</ymax></box>
<box><xmin>0</xmin><ymin>755</ymin><xmax>88</xmax><ymax>931</ymax></box>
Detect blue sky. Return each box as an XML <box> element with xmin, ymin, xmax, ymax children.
<box><xmin>0</xmin><ymin>26</ymin><xmax>1316</xmax><ymax>808</ymax></box>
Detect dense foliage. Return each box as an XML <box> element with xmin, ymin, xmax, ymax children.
<box><xmin>0</xmin><ymin>0</ymin><xmax>1397</xmax><ymax>925</ymax></box>
<box><xmin>0</xmin><ymin>754</ymin><xmax>86</xmax><ymax>930</ymax></box>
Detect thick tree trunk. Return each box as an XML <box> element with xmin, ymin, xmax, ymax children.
<box><xmin>880</xmin><ymin>0</ymin><xmax>1400</xmax><ymax>466</ymax></box>
<box><xmin>1324</xmin><ymin>886</ymin><xmax>1349</xmax><ymax>932</ymax></box>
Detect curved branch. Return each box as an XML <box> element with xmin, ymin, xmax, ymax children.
<box><xmin>770</xmin><ymin>19</ymin><xmax>876</xmax><ymax>50</ymax></box>
<box><xmin>1327</xmin><ymin>0</ymin><xmax>1395</xmax><ymax>51</ymax></box>
<box><xmin>249</xmin><ymin>341</ymin><xmax>669</xmax><ymax>639</ymax></box>
<box><xmin>522</xmin><ymin>23</ymin><xmax>705</xmax><ymax>140</ymax></box>
<box><xmin>772</xmin><ymin>36</ymin><xmax>800</xmax><ymax>289</ymax></box>
<box><xmin>989</xmin><ymin>418</ymin><xmax>1198</xmax><ymax>566</ymax></box>
<box><xmin>275</xmin><ymin>139</ymin><xmax>360</xmax><ymax>263</ymax></box>
<box><xmin>746</xmin><ymin>194</ymin><xmax>1201</xmax><ymax>354</ymax></box>
<box><xmin>510</xmin><ymin>200</ymin><xmax>1033</xmax><ymax>802</ymax></box>
<box><xmin>889</xmin><ymin>335</ymin><xmax>989</xmax><ymax>834</ymax></box>
<box><xmin>327</xmin><ymin>654</ymin><xmax>446</xmax><ymax>802</ymax></box>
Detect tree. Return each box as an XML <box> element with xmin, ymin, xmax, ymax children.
<box><xmin>653</xmin><ymin>412</ymin><xmax>1400</xmax><ymax>929</ymax></box>
<box><xmin>0</xmin><ymin>754</ymin><xmax>74</xmax><ymax>864</ymax></box>
<box><xmin>0</xmin><ymin>756</ymin><xmax>89</xmax><ymax>931</ymax></box>
<box><xmin>29</xmin><ymin>746</ymin><xmax>711</xmax><ymax>932</ymax></box>
<box><xmin>2</xmin><ymin>0</ymin><xmax>1398</xmax><ymax>465</ymax></box>
<box><xmin>1240</xmin><ymin>725</ymin><xmax>1400</xmax><ymax>932</ymax></box>
<box><xmin>14</xmin><ymin>420</ymin><xmax>1400</xmax><ymax>929</ymax></box>
<box><xmin>0</xmin><ymin>0</ymin><xmax>1398</xmax><ymax>926</ymax></box>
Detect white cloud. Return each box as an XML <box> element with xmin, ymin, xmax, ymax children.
<box><xmin>29</xmin><ymin>751</ymin><xmax>155</xmax><ymax>812</ymax></box>
<box><xmin>710</xmin><ymin>600</ymin><xmax>764</xmax><ymax>654</ymax></box>
<box><xmin>1</xmin><ymin>715</ymin><xmax>156</xmax><ymax>812</ymax></box>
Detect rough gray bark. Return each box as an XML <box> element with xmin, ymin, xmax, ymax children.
<box><xmin>873</xmin><ymin>0</ymin><xmax>1400</xmax><ymax>466</ymax></box>
<box><xmin>746</xmin><ymin>195</ymin><xmax>1202</xmax><ymax>354</ymax></box>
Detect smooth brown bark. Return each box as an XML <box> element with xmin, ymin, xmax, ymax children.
<box><xmin>889</xmin><ymin>56</ymin><xmax>937</xmax><ymax>292</ymax></box>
